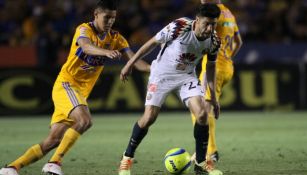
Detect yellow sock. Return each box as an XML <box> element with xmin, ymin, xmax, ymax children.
<box><xmin>49</xmin><ymin>128</ymin><xmax>80</xmax><ymax>163</ymax></box>
<box><xmin>207</xmin><ymin>113</ymin><xmax>217</xmax><ymax>155</ymax></box>
<box><xmin>191</xmin><ymin>112</ymin><xmax>197</xmax><ymax>125</ymax></box>
<box><xmin>8</xmin><ymin>144</ymin><xmax>43</xmax><ymax>170</ymax></box>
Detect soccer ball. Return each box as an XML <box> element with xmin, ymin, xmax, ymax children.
<box><xmin>164</xmin><ymin>148</ymin><xmax>191</xmax><ymax>174</ymax></box>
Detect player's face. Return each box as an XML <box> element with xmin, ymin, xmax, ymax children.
<box><xmin>94</xmin><ymin>9</ymin><xmax>117</xmax><ymax>33</ymax></box>
<box><xmin>194</xmin><ymin>16</ymin><xmax>218</xmax><ymax>40</ymax></box>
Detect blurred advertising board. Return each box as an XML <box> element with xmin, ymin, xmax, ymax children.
<box><xmin>0</xmin><ymin>64</ymin><xmax>305</xmax><ymax>116</ymax></box>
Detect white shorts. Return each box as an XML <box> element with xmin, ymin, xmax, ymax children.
<box><xmin>145</xmin><ymin>73</ymin><xmax>204</xmax><ymax>107</ymax></box>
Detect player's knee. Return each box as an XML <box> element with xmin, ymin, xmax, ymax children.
<box><xmin>196</xmin><ymin>109</ymin><xmax>208</xmax><ymax>125</ymax></box>
<box><xmin>74</xmin><ymin>118</ymin><xmax>92</xmax><ymax>133</ymax></box>
<box><xmin>139</xmin><ymin>114</ymin><xmax>157</xmax><ymax>128</ymax></box>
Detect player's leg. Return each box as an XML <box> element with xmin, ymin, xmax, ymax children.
<box><xmin>124</xmin><ymin>105</ymin><xmax>160</xmax><ymax>157</ymax></box>
<box><xmin>189</xmin><ymin>97</ymin><xmax>219</xmax><ymax>174</ymax></box>
<box><xmin>42</xmin><ymin>80</ymin><xmax>90</xmax><ymax>175</ymax></box>
<box><xmin>188</xmin><ymin>96</ymin><xmax>210</xmax><ymax>163</ymax></box>
<box><xmin>206</xmin><ymin>69</ymin><xmax>222</xmax><ymax>158</ymax></box>
<box><xmin>207</xmin><ymin>65</ymin><xmax>234</xmax><ymax>162</ymax></box>
<box><xmin>119</xmin><ymin>74</ymin><xmax>170</xmax><ymax>175</ymax></box>
<box><xmin>0</xmin><ymin>123</ymin><xmax>68</xmax><ymax>175</ymax></box>
<box><xmin>179</xmin><ymin>76</ymin><xmax>218</xmax><ymax>174</ymax></box>
<box><xmin>43</xmin><ymin>105</ymin><xmax>92</xmax><ymax>175</ymax></box>
<box><xmin>119</xmin><ymin>105</ymin><xmax>161</xmax><ymax>175</ymax></box>
<box><xmin>207</xmin><ymin>111</ymin><xmax>218</xmax><ymax>159</ymax></box>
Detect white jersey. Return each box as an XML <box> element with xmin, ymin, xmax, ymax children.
<box><xmin>152</xmin><ymin>17</ymin><xmax>214</xmax><ymax>76</ymax></box>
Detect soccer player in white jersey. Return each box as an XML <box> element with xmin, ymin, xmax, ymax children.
<box><xmin>118</xmin><ymin>3</ymin><xmax>221</xmax><ymax>175</ymax></box>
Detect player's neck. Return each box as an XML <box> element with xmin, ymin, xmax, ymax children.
<box><xmin>93</xmin><ymin>21</ymin><xmax>107</xmax><ymax>34</ymax></box>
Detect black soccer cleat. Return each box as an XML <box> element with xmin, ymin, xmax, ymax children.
<box><xmin>194</xmin><ymin>164</ymin><xmax>209</xmax><ymax>175</ymax></box>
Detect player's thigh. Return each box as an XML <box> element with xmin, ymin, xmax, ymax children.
<box><xmin>51</xmin><ymin>80</ymin><xmax>88</xmax><ymax>126</ymax></box>
<box><xmin>178</xmin><ymin>77</ymin><xmax>204</xmax><ymax>107</ymax></box>
<box><xmin>205</xmin><ymin>66</ymin><xmax>234</xmax><ymax>101</ymax></box>
<box><xmin>220</xmin><ymin>64</ymin><xmax>234</xmax><ymax>87</ymax></box>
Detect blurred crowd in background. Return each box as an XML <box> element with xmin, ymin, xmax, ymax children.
<box><xmin>0</xmin><ymin>0</ymin><xmax>307</xmax><ymax>65</ymax></box>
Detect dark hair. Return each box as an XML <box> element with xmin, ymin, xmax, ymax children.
<box><xmin>197</xmin><ymin>3</ymin><xmax>221</xmax><ymax>18</ymax></box>
<box><xmin>95</xmin><ymin>0</ymin><xmax>118</xmax><ymax>11</ymax></box>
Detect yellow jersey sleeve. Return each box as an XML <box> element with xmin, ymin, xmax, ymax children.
<box><xmin>76</xmin><ymin>24</ymin><xmax>93</xmax><ymax>43</ymax></box>
<box><xmin>113</xmin><ymin>33</ymin><xmax>130</xmax><ymax>52</ymax></box>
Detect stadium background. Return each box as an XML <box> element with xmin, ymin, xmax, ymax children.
<box><xmin>0</xmin><ymin>0</ymin><xmax>306</xmax><ymax>115</ymax></box>
<box><xmin>0</xmin><ymin>1</ymin><xmax>307</xmax><ymax>175</ymax></box>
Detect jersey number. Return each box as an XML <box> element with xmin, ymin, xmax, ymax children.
<box><xmin>224</xmin><ymin>35</ymin><xmax>234</xmax><ymax>57</ymax></box>
<box><xmin>188</xmin><ymin>81</ymin><xmax>201</xmax><ymax>90</ymax></box>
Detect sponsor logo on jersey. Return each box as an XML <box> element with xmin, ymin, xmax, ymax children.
<box><xmin>176</xmin><ymin>53</ymin><xmax>197</xmax><ymax>64</ymax></box>
<box><xmin>80</xmin><ymin>65</ymin><xmax>97</xmax><ymax>73</ymax></box>
<box><xmin>148</xmin><ymin>84</ymin><xmax>157</xmax><ymax>92</ymax></box>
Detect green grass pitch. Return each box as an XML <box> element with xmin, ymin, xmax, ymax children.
<box><xmin>0</xmin><ymin>112</ymin><xmax>307</xmax><ymax>175</ymax></box>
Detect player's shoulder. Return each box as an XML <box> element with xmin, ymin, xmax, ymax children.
<box><xmin>109</xmin><ymin>29</ymin><xmax>127</xmax><ymax>40</ymax></box>
<box><xmin>218</xmin><ymin>4</ymin><xmax>235</xmax><ymax>19</ymax></box>
<box><xmin>169</xmin><ymin>17</ymin><xmax>193</xmax><ymax>39</ymax></box>
<box><xmin>171</xmin><ymin>17</ymin><xmax>193</xmax><ymax>26</ymax></box>
<box><xmin>109</xmin><ymin>29</ymin><xmax>120</xmax><ymax>37</ymax></box>
<box><xmin>77</xmin><ymin>23</ymin><xmax>92</xmax><ymax>30</ymax></box>
<box><xmin>75</xmin><ymin>22</ymin><xmax>95</xmax><ymax>36</ymax></box>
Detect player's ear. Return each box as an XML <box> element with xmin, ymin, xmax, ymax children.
<box><xmin>94</xmin><ymin>8</ymin><xmax>100</xmax><ymax>18</ymax></box>
<box><xmin>195</xmin><ymin>16</ymin><xmax>200</xmax><ymax>23</ymax></box>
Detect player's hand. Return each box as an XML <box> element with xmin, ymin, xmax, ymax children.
<box><xmin>120</xmin><ymin>64</ymin><xmax>133</xmax><ymax>82</ymax></box>
<box><xmin>210</xmin><ymin>99</ymin><xmax>220</xmax><ymax>119</ymax></box>
<box><xmin>105</xmin><ymin>50</ymin><xmax>122</xmax><ymax>60</ymax></box>
<box><xmin>210</xmin><ymin>30</ymin><xmax>221</xmax><ymax>55</ymax></box>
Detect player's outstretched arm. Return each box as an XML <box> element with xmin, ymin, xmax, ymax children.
<box><xmin>120</xmin><ymin>37</ymin><xmax>159</xmax><ymax>82</ymax></box>
<box><xmin>205</xmin><ymin>31</ymin><xmax>221</xmax><ymax>119</ymax></box>
<box><xmin>77</xmin><ymin>37</ymin><xmax>121</xmax><ymax>59</ymax></box>
<box><xmin>123</xmin><ymin>49</ymin><xmax>151</xmax><ymax>73</ymax></box>
<box><xmin>206</xmin><ymin>57</ymin><xmax>220</xmax><ymax>119</ymax></box>
<box><xmin>231</xmin><ymin>33</ymin><xmax>243</xmax><ymax>59</ymax></box>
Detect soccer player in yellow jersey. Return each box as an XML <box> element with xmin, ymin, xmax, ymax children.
<box><xmin>0</xmin><ymin>1</ymin><xmax>150</xmax><ymax>175</ymax></box>
<box><xmin>191</xmin><ymin>0</ymin><xmax>243</xmax><ymax>162</ymax></box>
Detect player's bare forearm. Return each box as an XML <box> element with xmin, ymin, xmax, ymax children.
<box><xmin>134</xmin><ymin>60</ymin><xmax>151</xmax><ymax>72</ymax></box>
<box><xmin>206</xmin><ymin>60</ymin><xmax>217</xmax><ymax>101</ymax></box>
<box><xmin>231</xmin><ymin>33</ymin><xmax>243</xmax><ymax>59</ymax></box>
<box><xmin>78</xmin><ymin>38</ymin><xmax>121</xmax><ymax>59</ymax></box>
<box><xmin>120</xmin><ymin>37</ymin><xmax>158</xmax><ymax>82</ymax></box>
<box><xmin>127</xmin><ymin>37</ymin><xmax>160</xmax><ymax>67</ymax></box>
<box><xmin>206</xmin><ymin>59</ymin><xmax>220</xmax><ymax>118</ymax></box>
<box><xmin>124</xmin><ymin>49</ymin><xmax>150</xmax><ymax>72</ymax></box>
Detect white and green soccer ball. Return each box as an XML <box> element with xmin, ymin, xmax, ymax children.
<box><xmin>164</xmin><ymin>148</ymin><xmax>191</xmax><ymax>174</ymax></box>
<box><xmin>209</xmin><ymin>169</ymin><xmax>223</xmax><ymax>175</ymax></box>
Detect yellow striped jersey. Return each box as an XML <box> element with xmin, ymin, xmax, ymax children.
<box><xmin>58</xmin><ymin>22</ymin><xmax>129</xmax><ymax>97</ymax></box>
<box><xmin>215</xmin><ymin>4</ymin><xmax>240</xmax><ymax>61</ymax></box>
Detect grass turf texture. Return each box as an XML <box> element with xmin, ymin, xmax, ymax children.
<box><xmin>0</xmin><ymin>112</ymin><xmax>307</xmax><ymax>175</ymax></box>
